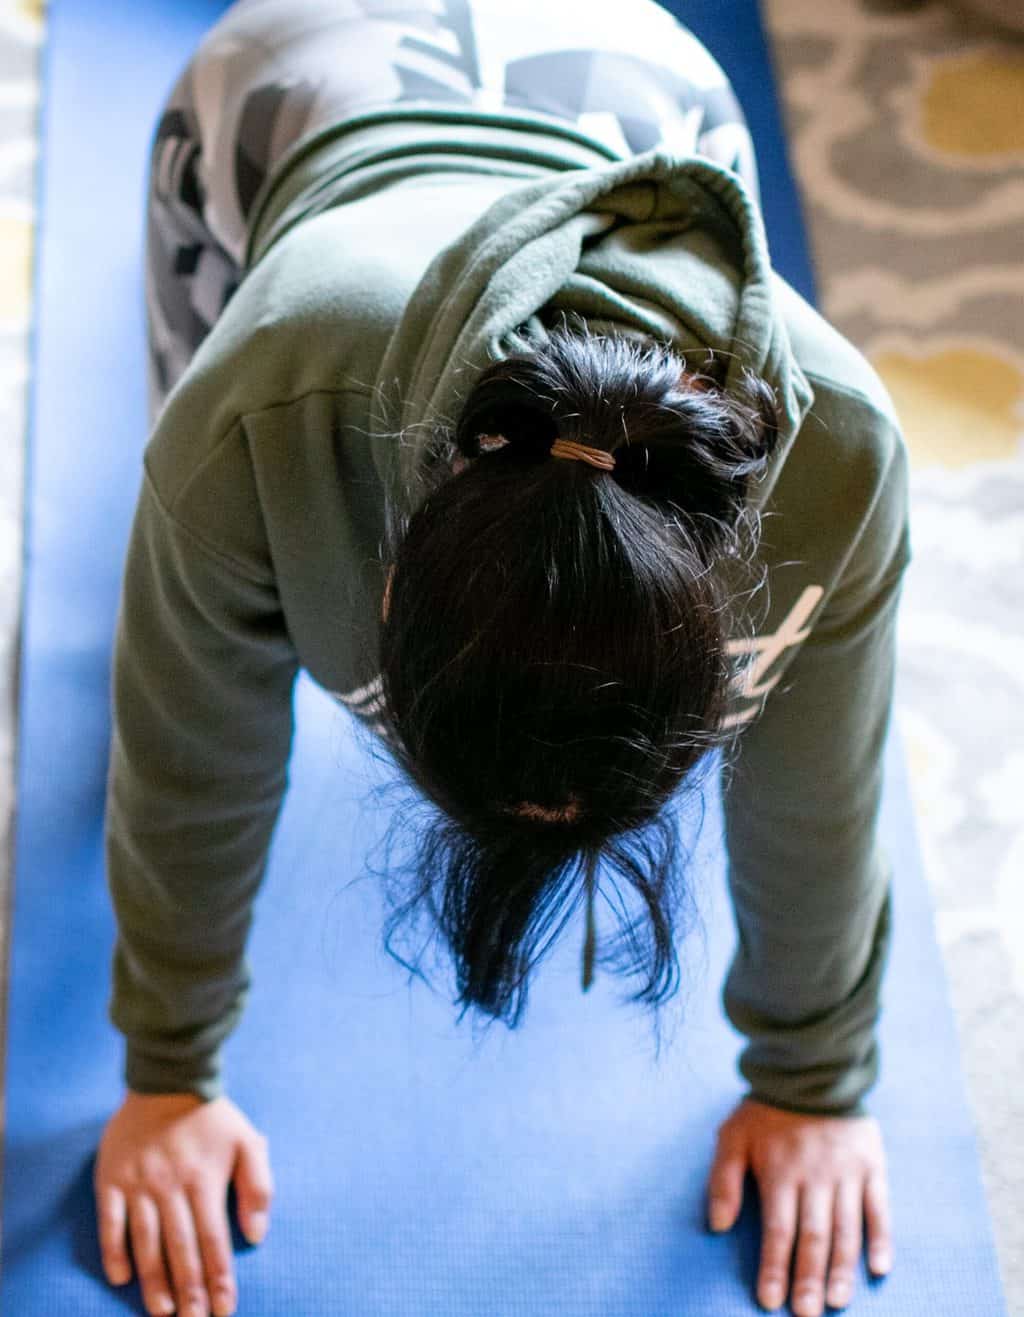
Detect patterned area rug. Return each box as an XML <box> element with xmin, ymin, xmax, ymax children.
<box><xmin>0</xmin><ymin>0</ymin><xmax>1020</xmax><ymax>1307</ymax></box>
<box><xmin>764</xmin><ymin>0</ymin><xmax>1023</xmax><ymax>1306</ymax></box>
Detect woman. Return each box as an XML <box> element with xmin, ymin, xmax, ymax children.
<box><xmin>94</xmin><ymin>3</ymin><xmax>908</xmax><ymax>1315</ymax></box>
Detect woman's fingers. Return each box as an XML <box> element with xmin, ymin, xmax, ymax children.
<box><xmin>864</xmin><ymin>1168</ymin><xmax>894</xmax><ymax>1275</ymax></box>
<box><xmin>826</xmin><ymin>1175</ymin><xmax>863</xmax><ymax>1310</ymax></box>
<box><xmin>233</xmin><ymin>1132</ymin><xmax>274</xmax><ymax>1245</ymax></box>
<box><xmin>706</xmin><ymin>1127</ymin><xmax>747</xmax><ymax>1232</ymax></box>
<box><xmin>127</xmin><ymin>1193</ymin><xmax>175</xmax><ymax>1317</ymax></box>
<box><xmin>790</xmin><ymin>1183</ymin><xmax>834</xmax><ymax>1317</ymax></box>
<box><xmin>756</xmin><ymin>1178</ymin><xmax>799</xmax><ymax>1311</ymax></box>
<box><xmin>94</xmin><ymin>1094</ymin><xmax>268</xmax><ymax>1314</ymax></box>
<box><xmin>188</xmin><ymin>1178</ymin><xmax>238</xmax><ymax>1317</ymax></box>
<box><xmin>158</xmin><ymin>1189</ymin><xmax>210</xmax><ymax>1317</ymax></box>
<box><xmin>712</xmin><ymin>1099</ymin><xmax>894</xmax><ymax>1312</ymax></box>
<box><xmin>96</xmin><ymin>1184</ymin><xmax>131</xmax><ymax>1286</ymax></box>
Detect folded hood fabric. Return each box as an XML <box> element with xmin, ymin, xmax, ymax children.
<box><xmin>367</xmin><ymin>146</ymin><xmax>815</xmax><ymax>519</ymax></box>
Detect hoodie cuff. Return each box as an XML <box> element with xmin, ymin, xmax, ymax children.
<box><xmin>743</xmin><ymin>1090</ymin><xmax>870</xmax><ymax>1120</ymax></box>
<box><xmin>125</xmin><ymin>1044</ymin><xmax>225</xmax><ymax>1102</ymax></box>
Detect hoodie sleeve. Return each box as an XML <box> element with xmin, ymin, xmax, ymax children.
<box><xmin>104</xmin><ymin>470</ymin><xmax>299</xmax><ymax>1100</ymax></box>
<box><xmin>718</xmin><ymin>410</ymin><xmax>912</xmax><ymax>1119</ymax></box>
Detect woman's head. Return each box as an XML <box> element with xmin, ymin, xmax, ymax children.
<box><xmin>370</xmin><ymin>320</ymin><xmax>780</xmax><ymax>1030</ymax></box>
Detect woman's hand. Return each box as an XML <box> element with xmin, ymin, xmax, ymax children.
<box><xmin>706</xmin><ymin>1096</ymin><xmax>893</xmax><ymax>1315</ymax></box>
<box><xmin>94</xmin><ymin>1091</ymin><xmax>274</xmax><ymax>1317</ymax></box>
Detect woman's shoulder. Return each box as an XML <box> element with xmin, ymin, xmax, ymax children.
<box><xmin>143</xmin><ymin>215</ymin><xmax>396</xmax><ymax>514</ymax></box>
<box><xmin>771</xmin><ymin>271</ymin><xmax>902</xmax><ymax>441</ymax></box>
<box><xmin>141</xmin><ymin>299</ymin><xmax>379</xmax><ymax>584</ymax></box>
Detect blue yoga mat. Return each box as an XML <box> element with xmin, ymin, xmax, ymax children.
<box><xmin>1</xmin><ymin>1</ymin><xmax>1009</xmax><ymax>1313</ymax></box>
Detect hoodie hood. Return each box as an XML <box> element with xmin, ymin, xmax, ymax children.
<box><xmin>369</xmin><ymin>145</ymin><xmax>815</xmax><ymax>520</ymax></box>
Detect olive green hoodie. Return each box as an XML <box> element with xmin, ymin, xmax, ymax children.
<box><xmin>106</xmin><ymin>104</ymin><xmax>912</xmax><ymax>1116</ymax></box>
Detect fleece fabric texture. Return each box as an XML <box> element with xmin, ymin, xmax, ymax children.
<box><xmin>107</xmin><ymin>104</ymin><xmax>912</xmax><ymax>1116</ymax></box>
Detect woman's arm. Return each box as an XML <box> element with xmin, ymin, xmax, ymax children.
<box><xmin>719</xmin><ymin>416</ymin><xmax>912</xmax><ymax>1119</ymax></box>
<box><xmin>105</xmin><ymin>470</ymin><xmax>299</xmax><ymax>1100</ymax></box>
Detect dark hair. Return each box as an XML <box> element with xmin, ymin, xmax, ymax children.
<box><xmin>361</xmin><ymin>318</ymin><xmax>780</xmax><ymax>1035</ymax></box>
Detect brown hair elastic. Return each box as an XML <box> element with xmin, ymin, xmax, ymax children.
<box><xmin>549</xmin><ymin>437</ymin><xmax>616</xmax><ymax>471</ymax></box>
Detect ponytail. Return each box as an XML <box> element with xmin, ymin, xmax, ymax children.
<box><xmin>368</xmin><ymin>321</ymin><xmax>780</xmax><ymax>1027</ymax></box>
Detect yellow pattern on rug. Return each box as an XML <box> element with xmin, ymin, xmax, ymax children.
<box><xmin>920</xmin><ymin>51</ymin><xmax>1024</xmax><ymax>159</ymax></box>
<box><xmin>15</xmin><ymin>0</ymin><xmax>45</xmax><ymax>26</ymax></box>
<box><xmin>0</xmin><ymin>212</ymin><xmax>33</xmax><ymax>323</ymax></box>
<box><xmin>871</xmin><ymin>343</ymin><xmax>1024</xmax><ymax>468</ymax></box>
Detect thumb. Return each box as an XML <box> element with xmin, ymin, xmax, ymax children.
<box><xmin>707</xmin><ymin>1134</ymin><xmax>747</xmax><ymax>1233</ymax></box>
<box><xmin>233</xmin><ymin>1132</ymin><xmax>274</xmax><ymax>1245</ymax></box>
